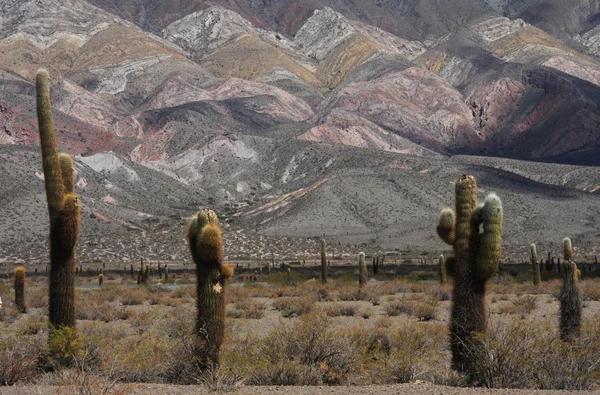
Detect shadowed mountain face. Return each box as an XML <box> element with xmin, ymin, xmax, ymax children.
<box><xmin>86</xmin><ymin>0</ymin><xmax>496</xmax><ymax>40</ymax></box>
<box><xmin>1</xmin><ymin>0</ymin><xmax>600</xmax><ymax>260</ymax></box>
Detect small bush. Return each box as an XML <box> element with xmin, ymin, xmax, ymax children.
<box><xmin>272</xmin><ymin>297</ymin><xmax>315</xmax><ymax>317</ymax></box>
<box><xmin>227</xmin><ymin>301</ymin><xmax>266</xmax><ymax>319</ymax></box>
<box><xmin>384</xmin><ymin>301</ymin><xmax>413</xmax><ymax>317</ymax></box>
<box><xmin>0</xmin><ymin>335</ymin><xmax>43</xmax><ymax>385</ymax></box>
<box><xmin>324</xmin><ymin>303</ymin><xmax>357</xmax><ymax>317</ymax></box>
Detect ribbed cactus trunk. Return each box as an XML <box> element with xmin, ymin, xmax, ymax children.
<box><xmin>560</xmin><ymin>238</ymin><xmax>582</xmax><ymax>342</ymax></box>
<box><xmin>14</xmin><ymin>266</ymin><xmax>26</xmax><ymax>313</ymax></box>
<box><xmin>187</xmin><ymin>209</ymin><xmax>233</xmax><ymax>369</ymax></box>
<box><xmin>320</xmin><ymin>239</ymin><xmax>327</xmax><ymax>283</ymax></box>
<box><xmin>439</xmin><ymin>255</ymin><xmax>448</xmax><ymax>285</ymax></box>
<box><xmin>531</xmin><ymin>244</ymin><xmax>541</xmax><ymax>286</ymax></box>
<box><xmin>37</xmin><ymin>69</ymin><xmax>80</xmax><ymax>331</ymax></box>
<box><xmin>437</xmin><ymin>175</ymin><xmax>502</xmax><ymax>377</ymax></box>
<box><xmin>358</xmin><ymin>252</ymin><xmax>367</xmax><ymax>288</ymax></box>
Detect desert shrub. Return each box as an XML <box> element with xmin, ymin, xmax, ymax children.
<box><xmin>224</xmin><ymin>313</ymin><xmax>357</xmax><ymax>385</ymax></box>
<box><xmin>170</xmin><ymin>286</ymin><xmax>195</xmax><ymax>299</ymax></box>
<box><xmin>28</xmin><ymin>288</ymin><xmax>48</xmax><ymax>309</ymax></box>
<box><xmin>227</xmin><ymin>301</ymin><xmax>266</xmax><ymax>319</ymax></box>
<box><xmin>470</xmin><ymin>319</ymin><xmax>600</xmax><ymax>389</ymax></box>
<box><xmin>16</xmin><ymin>315</ymin><xmax>47</xmax><ymax>336</ymax></box>
<box><xmin>413</xmin><ymin>303</ymin><xmax>437</xmax><ymax>321</ymax></box>
<box><xmin>324</xmin><ymin>303</ymin><xmax>357</xmax><ymax>317</ymax></box>
<box><xmin>119</xmin><ymin>288</ymin><xmax>147</xmax><ymax>306</ymax></box>
<box><xmin>272</xmin><ymin>296</ymin><xmax>315</xmax><ymax>317</ymax></box>
<box><xmin>76</xmin><ymin>301</ymin><xmax>130</xmax><ymax>322</ymax></box>
<box><xmin>316</xmin><ymin>288</ymin><xmax>330</xmax><ymax>302</ymax></box>
<box><xmin>496</xmin><ymin>295</ymin><xmax>537</xmax><ymax>316</ymax></box>
<box><xmin>384</xmin><ymin>300</ymin><xmax>413</xmax><ymax>316</ymax></box>
<box><xmin>0</xmin><ymin>334</ymin><xmax>44</xmax><ymax>385</ymax></box>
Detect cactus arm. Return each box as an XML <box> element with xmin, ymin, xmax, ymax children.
<box><xmin>437</xmin><ymin>208</ymin><xmax>456</xmax><ymax>245</ymax></box>
<box><xmin>57</xmin><ymin>194</ymin><xmax>81</xmax><ymax>250</ymax></box>
<box><xmin>59</xmin><ymin>153</ymin><xmax>75</xmax><ymax>194</ymax></box>
<box><xmin>563</xmin><ymin>238</ymin><xmax>573</xmax><ymax>262</ymax></box>
<box><xmin>472</xmin><ymin>194</ymin><xmax>502</xmax><ymax>281</ymax></box>
<box><xmin>530</xmin><ymin>244</ymin><xmax>538</xmax><ymax>264</ymax></box>
<box><xmin>36</xmin><ymin>69</ymin><xmax>64</xmax><ymax>223</ymax></box>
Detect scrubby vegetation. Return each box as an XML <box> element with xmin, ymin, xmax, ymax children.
<box><xmin>1</xmin><ymin>274</ymin><xmax>600</xmax><ymax>390</ymax></box>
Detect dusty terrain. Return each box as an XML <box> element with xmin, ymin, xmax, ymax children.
<box><xmin>2</xmin><ymin>263</ymin><xmax>600</xmax><ymax>392</ymax></box>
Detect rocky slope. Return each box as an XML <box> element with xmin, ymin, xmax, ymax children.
<box><xmin>1</xmin><ymin>0</ymin><xmax>600</xmax><ymax>261</ymax></box>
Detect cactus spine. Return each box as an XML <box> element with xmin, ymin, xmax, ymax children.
<box><xmin>436</xmin><ymin>175</ymin><xmax>502</xmax><ymax>376</ymax></box>
<box><xmin>320</xmin><ymin>239</ymin><xmax>327</xmax><ymax>283</ymax></box>
<box><xmin>531</xmin><ymin>244</ymin><xmax>541</xmax><ymax>286</ymax></box>
<box><xmin>37</xmin><ymin>69</ymin><xmax>80</xmax><ymax>331</ymax></box>
<box><xmin>186</xmin><ymin>209</ymin><xmax>233</xmax><ymax>369</ymax></box>
<box><xmin>560</xmin><ymin>237</ymin><xmax>582</xmax><ymax>341</ymax></box>
<box><xmin>358</xmin><ymin>252</ymin><xmax>367</xmax><ymax>288</ymax></box>
<box><xmin>439</xmin><ymin>255</ymin><xmax>448</xmax><ymax>285</ymax></box>
<box><xmin>14</xmin><ymin>266</ymin><xmax>26</xmax><ymax>313</ymax></box>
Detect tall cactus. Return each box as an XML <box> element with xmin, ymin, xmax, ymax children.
<box><xmin>439</xmin><ymin>255</ymin><xmax>448</xmax><ymax>285</ymax></box>
<box><xmin>37</xmin><ymin>69</ymin><xmax>80</xmax><ymax>331</ymax></box>
<box><xmin>436</xmin><ymin>175</ymin><xmax>502</xmax><ymax>376</ymax></box>
<box><xmin>560</xmin><ymin>237</ymin><xmax>582</xmax><ymax>342</ymax></box>
<box><xmin>186</xmin><ymin>209</ymin><xmax>233</xmax><ymax>369</ymax></box>
<box><xmin>358</xmin><ymin>252</ymin><xmax>367</xmax><ymax>288</ymax></box>
<box><xmin>14</xmin><ymin>266</ymin><xmax>26</xmax><ymax>313</ymax></box>
<box><xmin>320</xmin><ymin>239</ymin><xmax>327</xmax><ymax>283</ymax></box>
<box><xmin>531</xmin><ymin>244</ymin><xmax>541</xmax><ymax>286</ymax></box>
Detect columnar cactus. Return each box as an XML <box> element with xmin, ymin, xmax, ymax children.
<box><xmin>560</xmin><ymin>237</ymin><xmax>582</xmax><ymax>341</ymax></box>
<box><xmin>98</xmin><ymin>273</ymin><xmax>104</xmax><ymax>287</ymax></box>
<box><xmin>439</xmin><ymin>255</ymin><xmax>448</xmax><ymax>285</ymax></box>
<box><xmin>358</xmin><ymin>252</ymin><xmax>367</xmax><ymax>288</ymax></box>
<box><xmin>531</xmin><ymin>244</ymin><xmax>541</xmax><ymax>286</ymax></box>
<box><xmin>436</xmin><ymin>175</ymin><xmax>502</xmax><ymax>375</ymax></box>
<box><xmin>320</xmin><ymin>239</ymin><xmax>327</xmax><ymax>283</ymax></box>
<box><xmin>186</xmin><ymin>209</ymin><xmax>233</xmax><ymax>368</ymax></box>
<box><xmin>14</xmin><ymin>266</ymin><xmax>26</xmax><ymax>313</ymax></box>
<box><xmin>36</xmin><ymin>69</ymin><xmax>80</xmax><ymax>331</ymax></box>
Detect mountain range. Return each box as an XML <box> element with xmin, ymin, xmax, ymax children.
<box><xmin>0</xmin><ymin>0</ymin><xmax>599</xmax><ymax>263</ymax></box>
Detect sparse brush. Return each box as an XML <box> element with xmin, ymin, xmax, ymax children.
<box><xmin>560</xmin><ymin>238</ymin><xmax>582</xmax><ymax>342</ymax></box>
<box><xmin>436</xmin><ymin>175</ymin><xmax>502</xmax><ymax>378</ymax></box>
<box><xmin>14</xmin><ymin>267</ymin><xmax>26</xmax><ymax>313</ymax></box>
